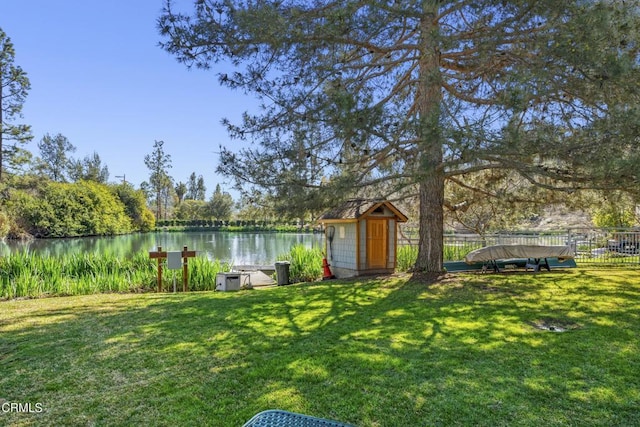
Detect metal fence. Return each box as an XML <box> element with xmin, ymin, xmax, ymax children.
<box><xmin>398</xmin><ymin>226</ymin><xmax>640</xmax><ymax>266</ymax></box>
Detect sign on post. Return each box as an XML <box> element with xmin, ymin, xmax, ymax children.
<box><xmin>149</xmin><ymin>245</ymin><xmax>196</xmax><ymax>292</ymax></box>
<box><xmin>167</xmin><ymin>252</ymin><xmax>182</xmax><ymax>270</ymax></box>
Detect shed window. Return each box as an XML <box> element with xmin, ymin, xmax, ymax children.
<box><xmin>339</xmin><ymin>226</ymin><xmax>345</xmax><ymax>239</ymax></box>
<box><xmin>373</xmin><ymin>206</ymin><xmax>384</xmax><ymax>214</ymax></box>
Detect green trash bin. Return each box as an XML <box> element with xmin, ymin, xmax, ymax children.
<box><xmin>275</xmin><ymin>261</ymin><xmax>290</xmax><ymax>286</ymax></box>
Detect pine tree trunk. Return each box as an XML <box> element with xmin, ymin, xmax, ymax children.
<box><xmin>414</xmin><ymin>1</ymin><xmax>445</xmax><ymax>272</ymax></box>
<box><xmin>0</xmin><ymin>77</ymin><xmax>3</xmax><ymax>182</ymax></box>
<box><xmin>415</xmin><ymin>171</ymin><xmax>445</xmax><ymax>272</ymax></box>
<box><xmin>156</xmin><ymin>193</ymin><xmax>162</xmax><ymax>222</ymax></box>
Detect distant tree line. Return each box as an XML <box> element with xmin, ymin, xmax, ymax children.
<box><xmin>140</xmin><ymin>140</ymin><xmax>236</xmax><ymax>223</ymax></box>
<box><xmin>140</xmin><ymin>140</ymin><xmax>321</xmax><ymax>228</ymax></box>
<box><xmin>156</xmin><ymin>218</ymin><xmax>318</xmax><ymax>232</ymax></box>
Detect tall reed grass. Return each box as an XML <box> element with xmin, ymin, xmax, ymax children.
<box><xmin>397</xmin><ymin>245</ymin><xmax>418</xmax><ymax>272</ymax></box>
<box><xmin>275</xmin><ymin>243</ymin><xmax>468</xmax><ymax>280</ymax></box>
<box><xmin>396</xmin><ymin>243</ymin><xmax>479</xmax><ymax>271</ymax></box>
<box><xmin>277</xmin><ymin>244</ymin><xmax>324</xmax><ymax>283</ymax></box>
<box><xmin>0</xmin><ymin>251</ymin><xmax>230</xmax><ymax>299</ymax></box>
<box><xmin>188</xmin><ymin>256</ymin><xmax>228</xmax><ymax>292</ymax></box>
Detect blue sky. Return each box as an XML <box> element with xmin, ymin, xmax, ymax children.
<box><xmin>1</xmin><ymin>0</ymin><xmax>253</xmax><ymax>197</ymax></box>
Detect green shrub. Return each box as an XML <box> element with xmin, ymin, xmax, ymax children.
<box><xmin>0</xmin><ymin>210</ymin><xmax>10</xmax><ymax>239</ymax></box>
<box><xmin>19</xmin><ymin>181</ymin><xmax>133</xmax><ymax>237</ymax></box>
<box><xmin>112</xmin><ymin>183</ymin><xmax>155</xmax><ymax>232</ymax></box>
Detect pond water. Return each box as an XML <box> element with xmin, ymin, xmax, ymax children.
<box><xmin>0</xmin><ymin>231</ymin><xmax>325</xmax><ymax>265</ymax></box>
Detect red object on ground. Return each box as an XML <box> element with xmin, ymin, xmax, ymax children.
<box><xmin>322</xmin><ymin>257</ymin><xmax>335</xmax><ymax>280</ymax></box>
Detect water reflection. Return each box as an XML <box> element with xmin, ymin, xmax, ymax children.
<box><xmin>0</xmin><ymin>232</ymin><xmax>324</xmax><ymax>264</ymax></box>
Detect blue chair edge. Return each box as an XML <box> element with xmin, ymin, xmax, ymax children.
<box><xmin>242</xmin><ymin>409</ymin><xmax>355</xmax><ymax>427</ymax></box>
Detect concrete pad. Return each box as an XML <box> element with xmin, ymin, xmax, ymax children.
<box><xmin>242</xmin><ymin>271</ymin><xmax>276</xmax><ymax>288</ymax></box>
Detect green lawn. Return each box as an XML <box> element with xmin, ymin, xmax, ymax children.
<box><xmin>1</xmin><ymin>269</ymin><xmax>639</xmax><ymax>426</ymax></box>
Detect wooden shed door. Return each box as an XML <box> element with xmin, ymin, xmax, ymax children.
<box><xmin>367</xmin><ymin>219</ymin><xmax>387</xmax><ymax>269</ymax></box>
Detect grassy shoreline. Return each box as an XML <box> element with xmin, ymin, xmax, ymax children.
<box><xmin>0</xmin><ymin>251</ymin><xmax>230</xmax><ymax>300</ymax></box>
<box><xmin>1</xmin><ymin>269</ymin><xmax>639</xmax><ymax>426</ymax></box>
<box><xmin>0</xmin><ymin>244</ymin><xmax>325</xmax><ymax>300</ymax></box>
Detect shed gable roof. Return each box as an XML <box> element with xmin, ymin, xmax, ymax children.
<box><xmin>318</xmin><ymin>199</ymin><xmax>408</xmax><ymax>222</ymax></box>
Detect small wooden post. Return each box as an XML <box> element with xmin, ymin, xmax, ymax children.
<box><xmin>181</xmin><ymin>245</ymin><xmax>196</xmax><ymax>292</ymax></box>
<box><xmin>149</xmin><ymin>246</ymin><xmax>167</xmax><ymax>292</ymax></box>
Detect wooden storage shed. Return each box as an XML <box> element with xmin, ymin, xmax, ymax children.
<box><xmin>318</xmin><ymin>199</ymin><xmax>408</xmax><ymax>278</ymax></box>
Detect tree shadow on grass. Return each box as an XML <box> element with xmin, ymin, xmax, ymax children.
<box><xmin>0</xmin><ymin>270</ymin><xmax>639</xmax><ymax>426</ymax></box>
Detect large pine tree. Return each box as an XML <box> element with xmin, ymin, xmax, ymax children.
<box><xmin>0</xmin><ymin>28</ymin><xmax>32</xmax><ymax>182</ymax></box>
<box><xmin>160</xmin><ymin>0</ymin><xmax>640</xmax><ymax>272</ymax></box>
